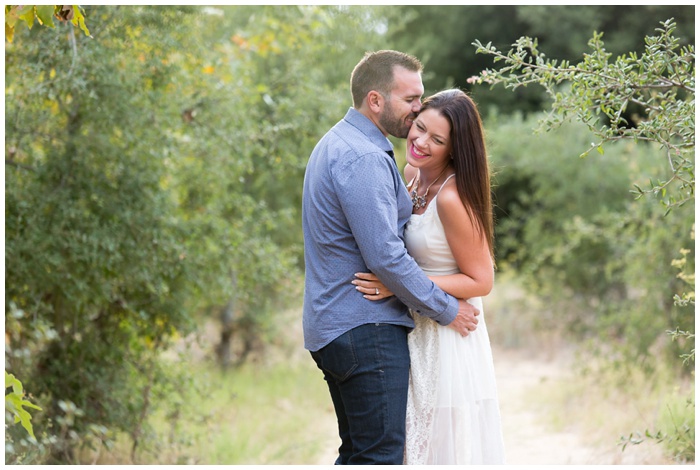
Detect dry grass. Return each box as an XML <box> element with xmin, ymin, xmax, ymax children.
<box><xmin>88</xmin><ymin>305</ymin><xmax>338</xmax><ymax>465</ymax></box>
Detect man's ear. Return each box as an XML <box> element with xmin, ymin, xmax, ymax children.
<box><xmin>367</xmin><ymin>90</ymin><xmax>384</xmax><ymax>113</ymax></box>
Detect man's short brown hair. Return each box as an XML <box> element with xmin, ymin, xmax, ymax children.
<box><xmin>350</xmin><ymin>50</ymin><xmax>423</xmax><ymax>108</ymax></box>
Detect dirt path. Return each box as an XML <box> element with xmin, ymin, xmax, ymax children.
<box><xmin>496</xmin><ymin>347</ymin><xmax>678</xmax><ymax>465</ymax></box>
<box><xmin>495</xmin><ymin>348</ymin><xmax>612</xmax><ymax>464</ymax></box>
<box><xmin>495</xmin><ymin>348</ymin><xmax>596</xmax><ymax>465</ymax></box>
<box><xmin>315</xmin><ymin>346</ymin><xmax>673</xmax><ymax>465</ymax></box>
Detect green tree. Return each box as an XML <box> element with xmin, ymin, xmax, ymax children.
<box><xmin>472</xmin><ymin>19</ymin><xmax>694</xmax><ymax>459</ymax></box>
<box><xmin>474</xmin><ymin>18</ymin><xmax>694</xmax><ymax>350</ymax></box>
<box><xmin>385</xmin><ymin>5</ymin><xmax>694</xmax><ymax>115</ymax></box>
<box><xmin>473</xmin><ymin>19</ymin><xmax>693</xmax><ymax>209</ymax></box>
<box><xmin>5</xmin><ymin>6</ymin><xmax>205</xmax><ymax>462</ymax></box>
<box><xmin>161</xmin><ymin>5</ymin><xmax>391</xmax><ymax>364</ymax></box>
<box><xmin>5</xmin><ymin>5</ymin><xmax>390</xmax><ymax>462</ymax></box>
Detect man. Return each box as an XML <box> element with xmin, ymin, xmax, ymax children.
<box><xmin>302</xmin><ymin>50</ymin><xmax>480</xmax><ymax>465</ymax></box>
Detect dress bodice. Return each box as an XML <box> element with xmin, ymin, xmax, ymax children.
<box><xmin>405</xmin><ymin>174</ymin><xmax>459</xmax><ymax>277</ymax></box>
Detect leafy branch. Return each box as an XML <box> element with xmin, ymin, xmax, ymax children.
<box><xmin>5</xmin><ymin>5</ymin><xmax>91</xmax><ymax>42</ymax></box>
<box><xmin>5</xmin><ymin>371</ymin><xmax>43</xmax><ymax>439</ymax></box>
<box><xmin>618</xmin><ymin>397</ymin><xmax>695</xmax><ymax>462</ymax></box>
<box><xmin>472</xmin><ymin>19</ymin><xmax>694</xmax><ymax>213</ymax></box>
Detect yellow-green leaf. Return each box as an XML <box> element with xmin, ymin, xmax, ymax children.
<box><xmin>5</xmin><ymin>371</ymin><xmax>23</xmax><ymax>393</ymax></box>
<box><xmin>6</xmin><ymin>22</ymin><xmax>14</xmax><ymax>42</ymax></box>
<box><xmin>35</xmin><ymin>5</ymin><xmax>55</xmax><ymax>28</ymax></box>
<box><xmin>70</xmin><ymin>5</ymin><xmax>91</xmax><ymax>38</ymax></box>
<box><xmin>4</xmin><ymin>7</ymin><xmax>18</xmax><ymax>28</ymax></box>
<box><xmin>18</xmin><ymin>5</ymin><xmax>35</xmax><ymax>28</ymax></box>
<box><xmin>5</xmin><ymin>371</ymin><xmax>42</xmax><ymax>439</ymax></box>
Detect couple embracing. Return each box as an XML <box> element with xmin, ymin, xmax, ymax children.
<box><xmin>302</xmin><ymin>50</ymin><xmax>505</xmax><ymax>465</ymax></box>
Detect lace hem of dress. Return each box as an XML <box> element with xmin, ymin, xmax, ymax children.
<box><xmin>404</xmin><ymin>314</ymin><xmax>439</xmax><ymax>464</ymax></box>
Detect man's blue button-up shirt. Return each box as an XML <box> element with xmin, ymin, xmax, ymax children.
<box><xmin>302</xmin><ymin>108</ymin><xmax>459</xmax><ymax>352</ymax></box>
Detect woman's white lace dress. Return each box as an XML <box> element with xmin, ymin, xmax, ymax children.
<box><xmin>404</xmin><ymin>176</ymin><xmax>505</xmax><ymax>464</ymax></box>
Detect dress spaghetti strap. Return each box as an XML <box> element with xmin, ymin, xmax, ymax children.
<box><xmin>435</xmin><ymin>173</ymin><xmax>456</xmax><ymax>196</ymax></box>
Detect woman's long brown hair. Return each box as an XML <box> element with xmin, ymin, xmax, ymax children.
<box><xmin>420</xmin><ymin>89</ymin><xmax>494</xmax><ymax>259</ymax></box>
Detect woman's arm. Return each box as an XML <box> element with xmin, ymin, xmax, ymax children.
<box><xmin>353</xmin><ymin>182</ymin><xmax>493</xmax><ymax>301</ymax></box>
<box><xmin>429</xmin><ymin>180</ymin><xmax>494</xmax><ymax>299</ymax></box>
<box><xmin>353</xmin><ymin>176</ymin><xmax>494</xmax><ymax>300</ymax></box>
<box><xmin>432</xmin><ymin>182</ymin><xmax>493</xmax><ymax>299</ymax></box>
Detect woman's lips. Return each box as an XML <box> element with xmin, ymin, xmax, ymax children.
<box><xmin>410</xmin><ymin>143</ymin><xmax>429</xmax><ymax>159</ymax></box>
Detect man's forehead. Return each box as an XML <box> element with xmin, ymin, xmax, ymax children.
<box><xmin>391</xmin><ymin>67</ymin><xmax>424</xmax><ymax>97</ymax></box>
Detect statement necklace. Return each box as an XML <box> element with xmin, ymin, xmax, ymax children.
<box><xmin>410</xmin><ymin>168</ymin><xmax>447</xmax><ymax>210</ymax></box>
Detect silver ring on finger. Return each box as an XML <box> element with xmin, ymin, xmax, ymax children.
<box><xmin>375</xmin><ymin>288</ymin><xmax>379</xmax><ymax>295</ymax></box>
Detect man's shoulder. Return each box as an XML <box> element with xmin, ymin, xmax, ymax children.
<box><xmin>329</xmin><ymin>120</ymin><xmax>380</xmax><ymax>155</ymax></box>
<box><xmin>324</xmin><ymin>108</ymin><xmax>392</xmax><ymax>156</ymax></box>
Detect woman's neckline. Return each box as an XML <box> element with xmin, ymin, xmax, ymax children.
<box><xmin>410</xmin><ymin>173</ymin><xmax>455</xmax><ymax>217</ymax></box>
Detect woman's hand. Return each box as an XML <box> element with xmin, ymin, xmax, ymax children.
<box><xmin>352</xmin><ymin>272</ymin><xmax>394</xmax><ymax>300</ymax></box>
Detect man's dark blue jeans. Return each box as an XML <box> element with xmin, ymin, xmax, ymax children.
<box><xmin>311</xmin><ymin>322</ymin><xmax>411</xmax><ymax>465</ymax></box>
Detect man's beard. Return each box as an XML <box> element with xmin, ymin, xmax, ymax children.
<box><xmin>379</xmin><ymin>101</ymin><xmax>413</xmax><ymax>139</ymax></box>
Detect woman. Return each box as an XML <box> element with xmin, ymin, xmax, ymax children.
<box><xmin>353</xmin><ymin>89</ymin><xmax>505</xmax><ymax>464</ymax></box>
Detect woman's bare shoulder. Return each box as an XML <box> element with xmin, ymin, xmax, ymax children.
<box><xmin>436</xmin><ymin>180</ymin><xmax>469</xmax><ymax>218</ymax></box>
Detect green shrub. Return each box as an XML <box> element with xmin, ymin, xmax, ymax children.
<box><xmin>486</xmin><ymin>111</ymin><xmax>694</xmax><ymax>366</ymax></box>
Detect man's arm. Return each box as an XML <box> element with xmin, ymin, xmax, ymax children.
<box><xmin>353</xmin><ymin>272</ymin><xmax>480</xmax><ymax>336</ymax></box>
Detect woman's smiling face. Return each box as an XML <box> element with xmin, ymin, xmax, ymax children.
<box><xmin>406</xmin><ymin>108</ymin><xmax>452</xmax><ymax>170</ymax></box>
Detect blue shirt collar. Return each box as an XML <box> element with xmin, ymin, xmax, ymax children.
<box><xmin>343</xmin><ymin>107</ymin><xmax>395</xmax><ymax>155</ymax></box>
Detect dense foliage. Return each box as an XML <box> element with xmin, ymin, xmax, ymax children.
<box><xmin>486</xmin><ymin>114</ymin><xmax>694</xmax><ymax>364</ymax></box>
<box><xmin>475</xmin><ymin>19</ymin><xmax>694</xmax><ymax>366</ymax></box>
<box><xmin>5</xmin><ymin>5</ymin><xmax>390</xmax><ymax>463</ymax></box>
<box><xmin>386</xmin><ymin>5</ymin><xmax>694</xmax><ymax>115</ymax></box>
<box><xmin>473</xmin><ymin>19</ymin><xmax>694</xmax><ymax>460</ymax></box>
